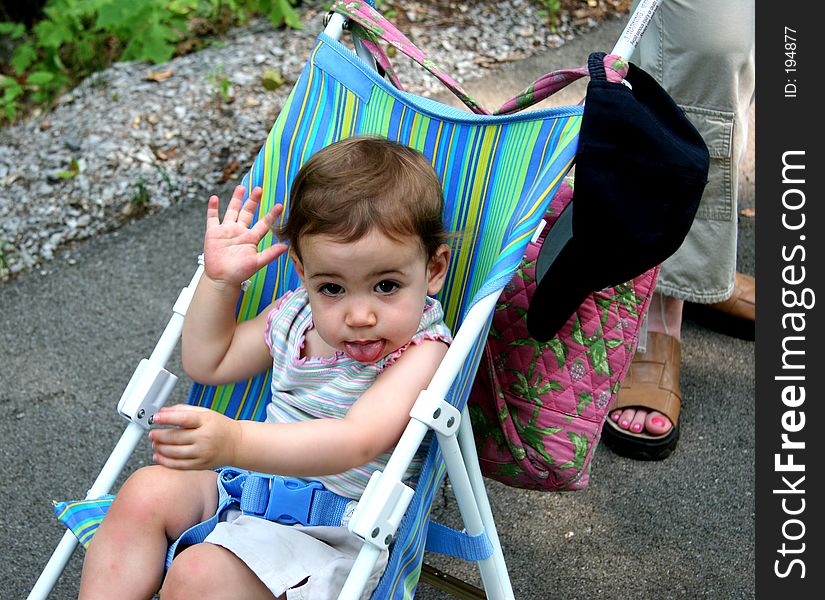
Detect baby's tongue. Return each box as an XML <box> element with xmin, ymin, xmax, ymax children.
<box><xmin>344</xmin><ymin>340</ymin><xmax>386</xmax><ymax>363</ymax></box>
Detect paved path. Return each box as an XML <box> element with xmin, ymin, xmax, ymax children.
<box><xmin>1</xmin><ymin>16</ymin><xmax>754</xmax><ymax>599</ymax></box>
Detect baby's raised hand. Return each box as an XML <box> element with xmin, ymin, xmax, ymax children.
<box><xmin>203</xmin><ymin>185</ymin><xmax>287</xmax><ymax>286</ymax></box>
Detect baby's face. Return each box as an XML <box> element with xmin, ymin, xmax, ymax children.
<box><xmin>294</xmin><ymin>230</ymin><xmax>445</xmax><ymax>363</ymax></box>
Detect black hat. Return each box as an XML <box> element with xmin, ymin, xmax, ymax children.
<box><xmin>526</xmin><ymin>52</ymin><xmax>710</xmax><ymax>341</ymax></box>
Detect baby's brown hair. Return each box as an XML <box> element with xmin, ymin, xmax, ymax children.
<box><xmin>277</xmin><ymin>136</ymin><xmax>447</xmax><ymax>260</ymax></box>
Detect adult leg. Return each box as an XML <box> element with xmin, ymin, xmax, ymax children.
<box><xmin>609</xmin><ymin>293</ymin><xmax>683</xmax><ymax>438</ymax></box>
<box><xmin>79</xmin><ymin>466</ymin><xmax>219</xmax><ymax>600</ymax></box>
<box><xmin>605</xmin><ymin>0</ymin><xmax>755</xmax><ymax>458</ymax></box>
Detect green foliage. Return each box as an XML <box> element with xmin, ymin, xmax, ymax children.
<box><xmin>206</xmin><ymin>65</ymin><xmax>233</xmax><ymax>102</ymax></box>
<box><xmin>0</xmin><ymin>239</ymin><xmax>11</xmax><ymax>280</ymax></box>
<box><xmin>0</xmin><ymin>0</ymin><xmax>304</xmax><ymax>124</ymax></box>
<box><xmin>252</xmin><ymin>0</ymin><xmax>304</xmax><ymax>28</ymax></box>
<box><xmin>57</xmin><ymin>158</ymin><xmax>80</xmax><ymax>179</ymax></box>
<box><xmin>371</xmin><ymin>0</ymin><xmax>396</xmax><ymax>19</ymax></box>
<box><xmin>130</xmin><ymin>178</ymin><xmax>151</xmax><ymax>210</ymax></box>
<box><xmin>537</xmin><ymin>0</ymin><xmax>562</xmax><ymax>29</ymax></box>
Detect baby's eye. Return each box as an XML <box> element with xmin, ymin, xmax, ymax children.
<box><xmin>375</xmin><ymin>280</ymin><xmax>399</xmax><ymax>294</ymax></box>
<box><xmin>319</xmin><ymin>283</ymin><xmax>344</xmax><ymax>296</ymax></box>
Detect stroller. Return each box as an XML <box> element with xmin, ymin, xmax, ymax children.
<box><xmin>29</xmin><ymin>1</ymin><xmax>672</xmax><ymax>598</ymax></box>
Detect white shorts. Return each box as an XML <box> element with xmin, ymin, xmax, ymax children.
<box><xmin>204</xmin><ymin>509</ymin><xmax>388</xmax><ymax>600</ymax></box>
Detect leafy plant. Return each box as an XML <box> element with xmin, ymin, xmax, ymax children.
<box><xmin>0</xmin><ymin>0</ymin><xmax>303</xmax><ymax>124</ymax></box>
<box><xmin>0</xmin><ymin>239</ymin><xmax>12</xmax><ymax>279</ymax></box>
<box><xmin>537</xmin><ymin>0</ymin><xmax>562</xmax><ymax>28</ymax></box>
<box><xmin>130</xmin><ymin>178</ymin><xmax>151</xmax><ymax>212</ymax></box>
<box><xmin>253</xmin><ymin>0</ymin><xmax>303</xmax><ymax>29</ymax></box>
<box><xmin>370</xmin><ymin>0</ymin><xmax>396</xmax><ymax>19</ymax></box>
<box><xmin>57</xmin><ymin>158</ymin><xmax>80</xmax><ymax>179</ymax></box>
<box><xmin>206</xmin><ymin>65</ymin><xmax>233</xmax><ymax>102</ymax></box>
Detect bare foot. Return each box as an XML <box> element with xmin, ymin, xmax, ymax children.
<box><xmin>608</xmin><ymin>292</ymin><xmax>682</xmax><ymax>436</ymax></box>
<box><xmin>609</xmin><ymin>406</ymin><xmax>673</xmax><ymax>435</ymax></box>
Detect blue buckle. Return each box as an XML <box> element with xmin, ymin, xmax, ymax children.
<box><xmin>262</xmin><ymin>477</ymin><xmax>324</xmax><ymax>526</ymax></box>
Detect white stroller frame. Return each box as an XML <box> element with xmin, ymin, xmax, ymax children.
<box><xmin>28</xmin><ymin>2</ymin><xmax>662</xmax><ymax>598</ymax></box>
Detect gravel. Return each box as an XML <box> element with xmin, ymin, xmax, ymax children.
<box><xmin>0</xmin><ymin>0</ymin><xmax>625</xmax><ymax>283</ymax></box>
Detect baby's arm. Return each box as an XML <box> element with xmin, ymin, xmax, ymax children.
<box><xmin>150</xmin><ymin>338</ymin><xmax>449</xmax><ymax>474</ymax></box>
<box><xmin>237</xmin><ymin>338</ymin><xmax>449</xmax><ymax>474</ymax></box>
<box><xmin>182</xmin><ymin>185</ymin><xmax>286</xmax><ymax>385</ymax></box>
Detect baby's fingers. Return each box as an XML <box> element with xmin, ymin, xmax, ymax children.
<box><xmin>152</xmin><ymin>451</ymin><xmax>199</xmax><ymax>470</ymax></box>
<box><xmin>238</xmin><ymin>187</ymin><xmax>264</xmax><ymax>228</ymax></box>
<box><xmin>149</xmin><ymin>425</ymin><xmax>195</xmax><ymax>446</ymax></box>
<box><xmin>151</xmin><ymin>404</ymin><xmax>205</xmax><ymax>429</ymax></box>
<box><xmin>250</xmin><ymin>203</ymin><xmax>284</xmax><ymax>240</ymax></box>
<box><xmin>206</xmin><ymin>194</ymin><xmax>221</xmax><ymax>228</ymax></box>
<box><xmin>152</xmin><ymin>441</ymin><xmax>195</xmax><ymax>460</ymax></box>
<box><xmin>256</xmin><ymin>243</ymin><xmax>289</xmax><ymax>270</ymax></box>
<box><xmin>223</xmin><ymin>185</ymin><xmax>247</xmax><ymax>223</ymax></box>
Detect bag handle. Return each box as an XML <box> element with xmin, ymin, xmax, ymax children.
<box><xmin>495</xmin><ymin>55</ymin><xmax>628</xmax><ymax>115</ymax></box>
<box><xmin>330</xmin><ymin>1</ymin><xmax>628</xmax><ymax>116</ymax></box>
<box><xmin>495</xmin><ymin>0</ymin><xmax>666</xmax><ymax>114</ymax></box>
<box><xmin>331</xmin><ymin>0</ymin><xmax>492</xmax><ymax>115</ymax></box>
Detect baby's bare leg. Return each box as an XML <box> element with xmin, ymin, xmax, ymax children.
<box><xmin>79</xmin><ymin>465</ymin><xmax>219</xmax><ymax>600</ymax></box>
<box><xmin>163</xmin><ymin>543</ymin><xmax>278</xmax><ymax>600</ymax></box>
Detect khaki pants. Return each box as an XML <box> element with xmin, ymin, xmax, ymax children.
<box><xmin>632</xmin><ymin>0</ymin><xmax>755</xmax><ymax>303</ymax></box>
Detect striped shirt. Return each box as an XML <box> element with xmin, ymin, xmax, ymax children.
<box><xmin>264</xmin><ymin>286</ymin><xmax>452</xmax><ymax>499</ymax></box>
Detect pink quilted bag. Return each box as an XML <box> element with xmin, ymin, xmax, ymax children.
<box><xmin>468</xmin><ymin>178</ymin><xmax>659</xmax><ymax>491</ymax></box>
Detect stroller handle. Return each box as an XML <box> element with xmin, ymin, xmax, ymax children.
<box><xmin>612</xmin><ymin>0</ymin><xmax>663</xmax><ymax>59</ymax></box>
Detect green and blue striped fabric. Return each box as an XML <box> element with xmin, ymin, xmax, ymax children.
<box><xmin>53</xmin><ymin>496</ymin><xmax>114</xmax><ymax>550</ymax></box>
<box><xmin>56</xmin><ymin>29</ymin><xmax>583</xmax><ymax>599</ymax></box>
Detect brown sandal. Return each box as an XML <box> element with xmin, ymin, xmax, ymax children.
<box><xmin>601</xmin><ymin>331</ymin><xmax>681</xmax><ymax>460</ymax></box>
<box><xmin>685</xmin><ymin>273</ymin><xmax>755</xmax><ymax>340</ymax></box>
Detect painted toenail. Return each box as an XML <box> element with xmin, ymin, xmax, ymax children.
<box><xmin>611</xmin><ymin>412</ymin><xmax>620</xmax><ymax>421</ymax></box>
<box><xmin>620</xmin><ymin>420</ymin><xmax>629</xmax><ymax>428</ymax></box>
<box><xmin>631</xmin><ymin>423</ymin><xmax>642</xmax><ymax>432</ymax></box>
<box><xmin>651</xmin><ymin>417</ymin><xmax>666</xmax><ymax>427</ymax></box>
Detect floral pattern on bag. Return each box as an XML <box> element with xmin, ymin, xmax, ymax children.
<box><xmin>468</xmin><ymin>177</ymin><xmax>659</xmax><ymax>491</ymax></box>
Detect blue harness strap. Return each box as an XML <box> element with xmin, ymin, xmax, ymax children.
<box><xmin>166</xmin><ymin>467</ymin><xmax>356</xmax><ymax>568</ymax></box>
<box><xmin>424</xmin><ymin>521</ymin><xmax>494</xmax><ymax>561</ymax></box>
